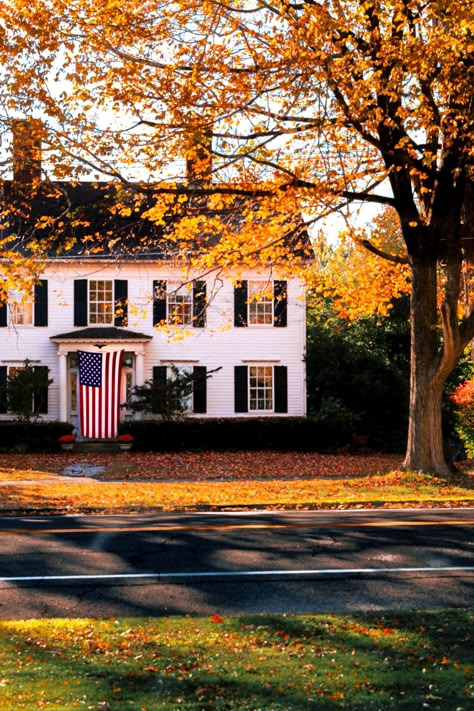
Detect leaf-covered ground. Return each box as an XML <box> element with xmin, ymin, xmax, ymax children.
<box><xmin>0</xmin><ymin>452</ymin><xmax>472</xmax><ymax>514</ymax></box>
<box><xmin>0</xmin><ymin>451</ymin><xmax>408</xmax><ymax>481</ymax></box>
<box><xmin>0</xmin><ymin>611</ymin><xmax>472</xmax><ymax>709</ymax></box>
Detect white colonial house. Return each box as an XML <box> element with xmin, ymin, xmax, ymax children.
<box><xmin>0</xmin><ymin>121</ymin><xmax>308</xmax><ymax>439</ymax></box>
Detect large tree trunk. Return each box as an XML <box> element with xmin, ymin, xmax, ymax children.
<box><xmin>402</xmin><ymin>252</ymin><xmax>455</xmax><ymax>475</ymax></box>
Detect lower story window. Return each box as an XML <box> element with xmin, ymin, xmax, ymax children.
<box><xmin>152</xmin><ymin>364</ymin><xmax>207</xmax><ymax>414</ymax></box>
<box><xmin>249</xmin><ymin>365</ymin><xmax>273</xmax><ymax>411</ymax></box>
<box><xmin>0</xmin><ymin>363</ymin><xmax>49</xmax><ymax>415</ymax></box>
<box><xmin>235</xmin><ymin>364</ymin><xmax>288</xmax><ymax>414</ymax></box>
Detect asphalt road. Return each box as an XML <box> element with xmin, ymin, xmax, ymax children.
<box><xmin>0</xmin><ymin>508</ymin><xmax>472</xmax><ymax>619</ymax></box>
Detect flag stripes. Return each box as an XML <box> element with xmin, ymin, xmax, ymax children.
<box><xmin>78</xmin><ymin>349</ymin><xmax>124</xmax><ymax>439</ymax></box>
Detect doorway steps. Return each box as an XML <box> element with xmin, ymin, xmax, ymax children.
<box><xmin>74</xmin><ymin>440</ymin><xmax>121</xmax><ymax>453</ymax></box>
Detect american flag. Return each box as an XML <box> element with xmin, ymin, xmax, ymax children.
<box><xmin>78</xmin><ymin>349</ymin><xmax>124</xmax><ymax>439</ymax></box>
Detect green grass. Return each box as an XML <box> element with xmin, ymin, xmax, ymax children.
<box><xmin>1</xmin><ymin>611</ymin><xmax>473</xmax><ymax>709</ymax></box>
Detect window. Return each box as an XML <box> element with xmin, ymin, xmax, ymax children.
<box><xmin>0</xmin><ymin>281</ymin><xmax>48</xmax><ymax>328</ymax></box>
<box><xmin>89</xmin><ymin>280</ymin><xmax>113</xmax><ymax>324</ymax></box>
<box><xmin>153</xmin><ymin>280</ymin><xmax>206</xmax><ymax>328</ymax></box>
<box><xmin>153</xmin><ymin>365</ymin><xmax>207</xmax><ymax>414</ymax></box>
<box><xmin>248</xmin><ymin>282</ymin><xmax>273</xmax><ymax>326</ymax></box>
<box><xmin>234</xmin><ymin>280</ymin><xmax>287</xmax><ymax>327</ymax></box>
<box><xmin>249</xmin><ymin>365</ymin><xmax>273</xmax><ymax>410</ymax></box>
<box><xmin>74</xmin><ymin>279</ymin><xmax>128</xmax><ymax>327</ymax></box>
<box><xmin>167</xmin><ymin>285</ymin><xmax>193</xmax><ymax>326</ymax></box>
<box><xmin>0</xmin><ymin>364</ymin><xmax>49</xmax><ymax>416</ymax></box>
<box><xmin>235</xmin><ymin>365</ymin><xmax>288</xmax><ymax>414</ymax></box>
<box><xmin>10</xmin><ymin>290</ymin><xmax>33</xmax><ymax>326</ymax></box>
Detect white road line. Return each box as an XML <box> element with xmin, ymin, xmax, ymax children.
<box><xmin>1</xmin><ymin>565</ymin><xmax>474</xmax><ymax>584</ymax></box>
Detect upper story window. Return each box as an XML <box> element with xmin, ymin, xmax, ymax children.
<box><xmin>10</xmin><ymin>289</ymin><xmax>34</xmax><ymax>326</ymax></box>
<box><xmin>167</xmin><ymin>285</ymin><xmax>193</xmax><ymax>326</ymax></box>
<box><xmin>234</xmin><ymin>280</ymin><xmax>287</xmax><ymax>328</ymax></box>
<box><xmin>153</xmin><ymin>280</ymin><xmax>206</xmax><ymax>328</ymax></box>
<box><xmin>89</xmin><ymin>280</ymin><xmax>114</xmax><ymax>325</ymax></box>
<box><xmin>74</xmin><ymin>279</ymin><xmax>128</xmax><ymax>327</ymax></box>
<box><xmin>0</xmin><ymin>281</ymin><xmax>48</xmax><ymax>329</ymax></box>
<box><xmin>248</xmin><ymin>282</ymin><xmax>273</xmax><ymax>326</ymax></box>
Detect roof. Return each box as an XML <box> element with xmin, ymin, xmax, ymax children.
<box><xmin>50</xmin><ymin>327</ymin><xmax>152</xmax><ymax>341</ymax></box>
<box><xmin>0</xmin><ymin>179</ymin><xmax>312</xmax><ymax>261</ymax></box>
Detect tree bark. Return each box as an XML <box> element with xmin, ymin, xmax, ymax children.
<box><xmin>402</xmin><ymin>249</ymin><xmax>455</xmax><ymax>475</ymax></box>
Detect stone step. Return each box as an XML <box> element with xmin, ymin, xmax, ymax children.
<box><xmin>74</xmin><ymin>441</ymin><xmax>121</xmax><ymax>453</ymax></box>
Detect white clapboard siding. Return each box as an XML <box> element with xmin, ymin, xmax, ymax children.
<box><xmin>0</xmin><ymin>260</ymin><xmax>306</xmax><ymax>419</ymax></box>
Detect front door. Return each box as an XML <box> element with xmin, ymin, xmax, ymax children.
<box><xmin>67</xmin><ymin>350</ymin><xmax>135</xmax><ymax>438</ymax></box>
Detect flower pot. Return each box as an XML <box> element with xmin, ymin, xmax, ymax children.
<box><xmin>60</xmin><ymin>443</ymin><xmax>74</xmax><ymax>451</ymax></box>
<box><xmin>118</xmin><ymin>443</ymin><xmax>132</xmax><ymax>451</ymax></box>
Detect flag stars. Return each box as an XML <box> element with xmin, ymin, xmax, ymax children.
<box><xmin>78</xmin><ymin>351</ymin><xmax>102</xmax><ymax>387</ymax></box>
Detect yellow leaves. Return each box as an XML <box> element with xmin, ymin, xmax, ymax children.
<box><xmin>311</xmin><ymin>210</ymin><xmax>411</xmax><ymax>322</ymax></box>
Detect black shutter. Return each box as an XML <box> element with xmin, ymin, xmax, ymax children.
<box><xmin>153</xmin><ymin>280</ymin><xmax>167</xmax><ymax>326</ymax></box>
<box><xmin>234</xmin><ymin>365</ymin><xmax>248</xmax><ymax>413</ymax></box>
<box><xmin>33</xmin><ymin>366</ymin><xmax>49</xmax><ymax>414</ymax></box>
<box><xmin>0</xmin><ymin>366</ymin><xmax>7</xmax><ymax>413</ymax></box>
<box><xmin>0</xmin><ymin>302</ymin><xmax>6</xmax><ymax>328</ymax></box>
<box><xmin>152</xmin><ymin>365</ymin><xmax>167</xmax><ymax>414</ymax></box>
<box><xmin>114</xmin><ymin>279</ymin><xmax>128</xmax><ymax>327</ymax></box>
<box><xmin>273</xmin><ymin>280</ymin><xmax>287</xmax><ymax>327</ymax></box>
<box><xmin>274</xmin><ymin>366</ymin><xmax>288</xmax><ymax>413</ymax></box>
<box><xmin>34</xmin><ymin>280</ymin><xmax>48</xmax><ymax>327</ymax></box>
<box><xmin>234</xmin><ymin>281</ymin><xmax>248</xmax><ymax>327</ymax></box>
<box><xmin>74</xmin><ymin>279</ymin><xmax>88</xmax><ymax>327</ymax></box>
<box><xmin>193</xmin><ymin>281</ymin><xmax>206</xmax><ymax>328</ymax></box>
<box><xmin>193</xmin><ymin>366</ymin><xmax>207</xmax><ymax>413</ymax></box>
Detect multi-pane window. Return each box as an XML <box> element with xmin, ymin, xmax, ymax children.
<box><xmin>172</xmin><ymin>365</ymin><xmax>193</xmax><ymax>411</ymax></box>
<box><xmin>248</xmin><ymin>282</ymin><xmax>273</xmax><ymax>326</ymax></box>
<box><xmin>249</xmin><ymin>365</ymin><xmax>273</xmax><ymax>411</ymax></box>
<box><xmin>89</xmin><ymin>280</ymin><xmax>113</xmax><ymax>324</ymax></box>
<box><xmin>167</xmin><ymin>285</ymin><xmax>193</xmax><ymax>326</ymax></box>
<box><xmin>9</xmin><ymin>289</ymin><xmax>33</xmax><ymax>326</ymax></box>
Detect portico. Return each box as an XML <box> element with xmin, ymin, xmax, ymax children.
<box><xmin>50</xmin><ymin>327</ymin><xmax>152</xmax><ymax>434</ymax></box>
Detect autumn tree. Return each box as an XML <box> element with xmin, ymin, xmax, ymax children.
<box><xmin>2</xmin><ymin>0</ymin><xmax>474</xmax><ymax>473</ymax></box>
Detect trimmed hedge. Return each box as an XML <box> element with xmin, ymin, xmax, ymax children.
<box><xmin>118</xmin><ymin>416</ymin><xmax>355</xmax><ymax>453</ymax></box>
<box><xmin>0</xmin><ymin>421</ymin><xmax>74</xmax><ymax>453</ymax></box>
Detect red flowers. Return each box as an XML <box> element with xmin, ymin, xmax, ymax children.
<box><xmin>117</xmin><ymin>434</ymin><xmax>134</xmax><ymax>443</ymax></box>
<box><xmin>58</xmin><ymin>434</ymin><xmax>76</xmax><ymax>443</ymax></box>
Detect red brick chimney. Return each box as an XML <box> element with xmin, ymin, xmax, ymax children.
<box><xmin>12</xmin><ymin>118</ymin><xmax>43</xmax><ymax>184</ymax></box>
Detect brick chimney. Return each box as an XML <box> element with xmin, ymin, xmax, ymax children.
<box><xmin>185</xmin><ymin>129</ymin><xmax>213</xmax><ymax>188</ymax></box>
<box><xmin>12</xmin><ymin>118</ymin><xmax>43</xmax><ymax>184</ymax></box>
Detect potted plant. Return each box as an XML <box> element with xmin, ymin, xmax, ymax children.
<box><xmin>58</xmin><ymin>434</ymin><xmax>76</xmax><ymax>451</ymax></box>
<box><xmin>117</xmin><ymin>433</ymin><xmax>134</xmax><ymax>451</ymax></box>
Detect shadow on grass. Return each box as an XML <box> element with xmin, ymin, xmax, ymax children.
<box><xmin>1</xmin><ymin>611</ymin><xmax>472</xmax><ymax>710</ymax></box>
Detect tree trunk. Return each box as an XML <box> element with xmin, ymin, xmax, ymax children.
<box><xmin>402</xmin><ymin>252</ymin><xmax>455</xmax><ymax>475</ymax></box>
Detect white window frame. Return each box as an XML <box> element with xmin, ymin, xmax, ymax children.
<box><xmin>89</xmin><ymin>280</ymin><xmax>114</xmax><ymax>325</ymax></box>
<box><xmin>248</xmin><ymin>281</ymin><xmax>274</xmax><ymax>326</ymax></box>
<box><xmin>9</xmin><ymin>289</ymin><xmax>33</xmax><ymax>326</ymax></box>
<box><xmin>249</xmin><ymin>365</ymin><xmax>274</xmax><ymax>412</ymax></box>
<box><xmin>168</xmin><ymin>365</ymin><xmax>193</xmax><ymax>412</ymax></box>
<box><xmin>167</xmin><ymin>284</ymin><xmax>193</xmax><ymax>327</ymax></box>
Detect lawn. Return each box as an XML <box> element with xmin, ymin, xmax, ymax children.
<box><xmin>0</xmin><ymin>610</ymin><xmax>472</xmax><ymax>710</ymax></box>
<box><xmin>0</xmin><ymin>452</ymin><xmax>473</xmax><ymax>514</ymax></box>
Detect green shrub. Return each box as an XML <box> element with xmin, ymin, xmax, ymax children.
<box><xmin>0</xmin><ymin>421</ymin><xmax>74</xmax><ymax>453</ymax></box>
<box><xmin>118</xmin><ymin>416</ymin><xmax>353</xmax><ymax>453</ymax></box>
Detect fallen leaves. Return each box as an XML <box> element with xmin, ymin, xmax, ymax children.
<box><xmin>0</xmin><ymin>451</ymin><xmax>404</xmax><ymax>482</ymax></box>
<box><xmin>0</xmin><ymin>451</ymin><xmax>472</xmax><ymax>514</ymax></box>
